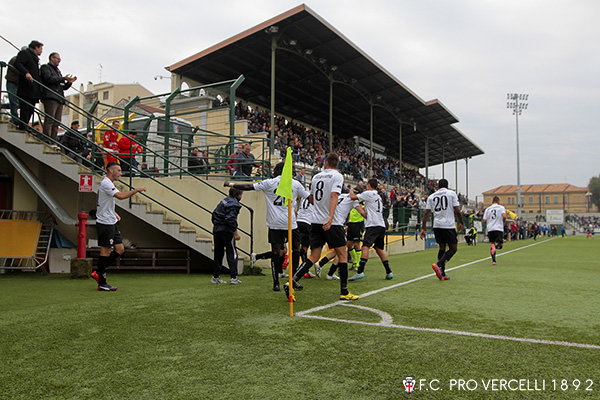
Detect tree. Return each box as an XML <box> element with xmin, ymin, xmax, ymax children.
<box><xmin>588</xmin><ymin>175</ymin><xmax>600</xmax><ymax>211</ymax></box>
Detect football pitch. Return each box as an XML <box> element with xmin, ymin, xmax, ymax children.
<box><xmin>0</xmin><ymin>236</ymin><xmax>598</xmax><ymax>399</ymax></box>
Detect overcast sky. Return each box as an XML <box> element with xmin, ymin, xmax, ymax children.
<box><xmin>2</xmin><ymin>0</ymin><xmax>598</xmax><ymax>200</ymax></box>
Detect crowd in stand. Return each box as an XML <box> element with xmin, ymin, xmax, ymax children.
<box><xmin>568</xmin><ymin>214</ymin><xmax>599</xmax><ymax>231</ymax></box>
<box><xmin>234</xmin><ymin>101</ymin><xmax>434</xmax><ymax>195</ymax></box>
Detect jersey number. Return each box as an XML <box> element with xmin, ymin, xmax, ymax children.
<box><xmin>315</xmin><ymin>181</ymin><xmax>325</xmax><ymax>202</ymax></box>
<box><xmin>273</xmin><ymin>190</ymin><xmax>284</xmax><ymax>206</ymax></box>
<box><xmin>490</xmin><ymin>209</ymin><xmax>497</xmax><ymax>219</ymax></box>
<box><xmin>433</xmin><ymin>195</ymin><xmax>448</xmax><ymax>212</ymax></box>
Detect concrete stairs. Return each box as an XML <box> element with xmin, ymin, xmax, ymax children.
<box><xmin>0</xmin><ymin>122</ymin><xmax>216</xmax><ymax>259</ymax></box>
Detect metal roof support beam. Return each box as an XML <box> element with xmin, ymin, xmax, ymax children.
<box><xmin>424</xmin><ymin>137</ymin><xmax>429</xmax><ymax>185</ymax></box>
<box><xmin>270</xmin><ymin>34</ymin><xmax>277</xmax><ymax>156</ymax></box>
<box><xmin>441</xmin><ymin>144</ymin><xmax>445</xmax><ymax>179</ymax></box>
<box><xmin>465</xmin><ymin>157</ymin><xmax>469</xmax><ymax>203</ymax></box>
<box><xmin>398</xmin><ymin>123</ymin><xmax>402</xmax><ymax>186</ymax></box>
<box><xmin>455</xmin><ymin>151</ymin><xmax>459</xmax><ymax>193</ymax></box>
<box><xmin>369</xmin><ymin>103</ymin><xmax>373</xmax><ymax>172</ymax></box>
<box><xmin>329</xmin><ymin>77</ymin><xmax>333</xmax><ymax>152</ymax></box>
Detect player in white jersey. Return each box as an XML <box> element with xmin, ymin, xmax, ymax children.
<box><xmin>317</xmin><ymin>187</ymin><xmax>366</xmax><ymax>280</ymax></box>
<box><xmin>483</xmin><ymin>196</ymin><xmax>507</xmax><ymax>265</ymax></box>
<box><xmin>93</xmin><ymin>161</ymin><xmax>146</xmax><ymax>291</ymax></box>
<box><xmin>226</xmin><ymin>162</ymin><xmax>310</xmax><ymax>291</ymax></box>
<box><xmin>292</xmin><ymin>153</ymin><xmax>359</xmax><ymax>301</ymax></box>
<box><xmin>420</xmin><ymin>179</ymin><xmax>464</xmax><ymax>280</ymax></box>
<box><xmin>348</xmin><ymin>179</ymin><xmax>394</xmax><ymax>281</ymax></box>
<box><xmin>296</xmin><ymin>195</ymin><xmax>313</xmax><ymax>264</ymax></box>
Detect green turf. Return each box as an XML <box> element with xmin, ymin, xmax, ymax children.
<box><xmin>1</xmin><ymin>236</ymin><xmax>598</xmax><ymax>399</ymax></box>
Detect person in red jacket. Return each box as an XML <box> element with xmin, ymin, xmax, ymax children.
<box><xmin>118</xmin><ymin>129</ymin><xmax>143</xmax><ymax>176</ymax></box>
<box><xmin>103</xmin><ymin>120</ymin><xmax>121</xmax><ymax>164</ymax></box>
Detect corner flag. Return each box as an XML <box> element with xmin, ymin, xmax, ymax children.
<box><xmin>276</xmin><ymin>147</ymin><xmax>293</xmax><ymax>200</ymax></box>
<box><xmin>276</xmin><ymin>147</ymin><xmax>295</xmax><ymax>315</ymax></box>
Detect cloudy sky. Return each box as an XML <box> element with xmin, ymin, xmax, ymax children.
<box><xmin>2</xmin><ymin>0</ymin><xmax>598</xmax><ymax>200</ymax></box>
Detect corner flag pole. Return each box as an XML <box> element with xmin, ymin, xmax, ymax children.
<box><xmin>287</xmin><ymin>199</ymin><xmax>293</xmax><ymax>316</ymax></box>
<box><xmin>275</xmin><ymin>147</ymin><xmax>295</xmax><ymax>316</ymax></box>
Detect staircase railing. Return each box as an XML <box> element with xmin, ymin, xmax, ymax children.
<box><xmin>0</xmin><ymin>61</ymin><xmax>258</xmax><ymax>257</ymax></box>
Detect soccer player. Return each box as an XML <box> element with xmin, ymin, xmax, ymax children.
<box><xmin>348</xmin><ymin>179</ymin><xmax>394</xmax><ymax>281</ymax></box>
<box><xmin>92</xmin><ymin>161</ymin><xmax>146</xmax><ymax>291</ymax></box>
<box><xmin>293</xmin><ymin>153</ymin><xmax>359</xmax><ymax>301</ymax></box>
<box><xmin>225</xmin><ymin>162</ymin><xmax>310</xmax><ymax>292</ymax></box>
<box><xmin>316</xmin><ymin>186</ymin><xmax>366</xmax><ymax>280</ymax></box>
<box><xmin>419</xmin><ymin>179</ymin><xmax>464</xmax><ymax>281</ymax></box>
<box><xmin>483</xmin><ymin>196</ymin><xmax>507</xmax><ymax>266</ymax></box>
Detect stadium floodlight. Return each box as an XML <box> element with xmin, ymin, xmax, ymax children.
<box><xmin>506</xmin><ymin>92</ymin><xmax>529</xmax><ymax>219</ymax></box>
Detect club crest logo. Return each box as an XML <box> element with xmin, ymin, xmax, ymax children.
<box><xmin>403</xmin><ymin>377</ymin><xmax>415</xmax><ymax>394</ymax></box>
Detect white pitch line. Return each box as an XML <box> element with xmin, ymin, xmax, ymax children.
<box><xmin>297</xmin><ymin>238</ymin><xmax>555</xmax><ymax>317</ymax></box>
<box><xmin>299</xmin><ymin>313</ymin><xmax>600</xmax><ymax>349</ymax></box>
<box><xmin>294</xmin><ymin>238</ymin><xmax>600</xmax><ymax>349</ymax></box>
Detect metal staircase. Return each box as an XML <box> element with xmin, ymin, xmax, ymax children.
<box><xmin>0</xmin><ymin>123</ymin><xmax>214</xmax><ymax>258</ymax></box>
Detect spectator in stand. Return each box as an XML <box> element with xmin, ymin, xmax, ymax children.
<box><xmin>103</xmin><ymin>120</ymin><xmax>120</xmax><ymax>165</ymax></box>
<box><xmin>4</xmin><ymin>53</ymin><xmax>22</xmax><ymax>126</ymax></box>
<box><xmin>294</xmin><ymin>168</ymin><xmax>306</xmax><ymax>188</ymax></box>
<box><xmin>188</xmin><ymin>147</ymin><xmax>203</xmax><ymax>174</ymax></box>
<box><xmin>81</xmin><ymin>132</ymin><xmax>105</xmax><ymax>170</ymax></box>
<box><xmin>235</xmin><ymin>143</ymin><xmax>259</xmax><ymax>179</ymax></box>
<box><xmin>31</xmin><ymin>121</ymin><xmax>42</xmax><ymax>134</ymax></box>
<box><xmin>118</xmin><ymin>129</ymin><xmax>143</xmax><ymax>176</ymax></box>
<box><xmin>200</xmin><ymin>150</ymin><xmax>210</xmax><ymax>174</ymax></box>
<box><xmin>40</xmin><ymin>52</ymin><xmax>76</xmax><ymax>142</ymax></box>
<box><xmin>62</xmin><ymin>120</ymin><xmax>84</xmax><ymax>162</ymax></box>
<box><xmin>14</xmin><ymin>40</ymin><xmax>43</xmax><ymax>131</ymax></box>
<box><xmin>226</xmin><ymin>143</ymin><xmax>243</xmax><ymax>175</ymax></box>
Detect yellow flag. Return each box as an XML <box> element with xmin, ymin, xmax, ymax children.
<box><xmin>276</xmin><ymin>147</ymin><xmax>294</xmax><ymax>200</ymax></box>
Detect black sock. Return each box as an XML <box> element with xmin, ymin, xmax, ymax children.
<box><xmin>294</xmin><ymin>259</ymin><xmax>313</xmax><ymax>282</ymax></box>
<box><xmin>318</xmin><ymin>256</ymin><xmax>330</xmax><ymax>268</ymax></box>
<box><xmin>437</xmin><ymin>249</ymin><xmax>445</xmax><ymax>261</ymax></box>
<box><xmin>328</xmin><ymin>263</ymin><xmax>338</xmax><ymax>276</ymax></box>
<box><xmin>357</xmin><ymin>258</ymin><xmax>367</xmax><ymax>274</ymax></box>
<box><xmin>108</xmin><ymin>250</ymin><xmax>120</xmax><ymax>265</ymax></box>
<box><xmin>291</xmin><ymin>250</ymin><xmax>300</xmax><ymax>277</ymax></box>
<box><xmin>271</xmin><ymin>257</ymin><xmax>279</xmax><ymax>285</ymax></box>
<box><xmin>439</xmin><ymin>248</ymin><xmax>457</xmax><ymax>268</ymax></box>
<box><xmin>338</xmin><ymin>262</ymin><xmax>348</xmax><ymax>295</ymax></box>
<box><xmin>97</xmin><ymin>256</ymin><xmax>109</xmax><ymax>285</ymax></box>
<box><xmin>382</xmin><ymin>260</ymin><xmax>391</xmax><ymax>274</ymax></box>
<box><xmin>256</xmin><ymin>251</ymin><xmax>274</xmax><ymax>260</ymax></box>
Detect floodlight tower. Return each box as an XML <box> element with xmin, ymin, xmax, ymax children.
<box><xmin>507</xmin><ymin>93</ymin><xmax>528</xmax><ymax>219</ymax></box>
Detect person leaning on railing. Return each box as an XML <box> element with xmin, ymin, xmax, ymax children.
<box><xmin>40</xmin><ymin>52</ymin><xmax>76</xmax><ymax>142</ymax></box>
<box><xmin>117</xmin><ymin>129</ymin><xmax>143</xmax><ymax>176</ymax></box>
<box><xmin>14</xmin><ymin>40</ymin><xmax>43</xmax><ymax>130</ymax></box>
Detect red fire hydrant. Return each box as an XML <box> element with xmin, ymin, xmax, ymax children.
<box><xmin>76</xmin><ymin>211</ymin><xmax>89</xmax><ymax>259</ymax></box>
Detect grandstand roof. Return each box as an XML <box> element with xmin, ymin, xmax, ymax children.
<box><xmin>167</xmin><ymin>4</ymin><xmax>484</xmax><ymax>168</ymax></box>
<box><xmin>483</xmin><ymin>184</ymin><xmax>589</xmax><ymax>195</ymax></box>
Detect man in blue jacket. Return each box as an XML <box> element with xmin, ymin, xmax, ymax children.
<box><xmin>211</xmin><ymin>187</ymin><xmax>243</xmax><ymax>284</ymax></box>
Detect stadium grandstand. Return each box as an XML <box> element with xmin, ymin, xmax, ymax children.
<box><xmin>0</xmin><ymin>4</ymin><xmax>483</xmax><ymax>274</ymax></box>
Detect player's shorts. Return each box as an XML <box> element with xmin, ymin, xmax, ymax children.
<box><xmin>297</xmin><ymin>222</ymin><xmax>311</xmax><ymax>247</ymax></box>
<box><xmin>487</xmin><ymin>230</ymin><xmax>504</xmax><ymax>244</ymax></box>
<box><xmin>362</xmin><ymin>226</ymin><xmax>386</xmax><ymax>250</ymax></box>
<box><xmin>310</xmin><ymin>224</ymin><xmax>346</xmax><ymax>250</ymax></box>
<box><xmin>346</xmin><ymin>221</ymin><xmax>364</xmax><ymax>242</ymax></box>
<box><xmin>433</xmin><ymin>228</ymin><xmax>458</xmax><ymax>245</ymax></box>
<box><xmin>268</xmin><ymin>228</ymin><xmax>299</xmax><ymax>245</ymax></box>
<box><xmin>96</xmin><ymin>223</ymin><xmax>123</xmax><ymax>247</ymax></box>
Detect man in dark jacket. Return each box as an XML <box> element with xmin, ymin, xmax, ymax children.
<box><xmin>4</xmin><ymin>54</ymin><xmax>21</xmax><ymax>125</ymax></box>
<box><xmin>211</xmin><ymin>187</ymin><xmax>243</xmax><ymax>284</ymax></box>
<box><xmin>14</xmin><ymin>40</ymin><xmax>43</xmax><ymax>130</ymax></box>
<box><xmin>40</xmin><ymin>52</ymin><xmax>76</xmax><ymax>142</ymax></box>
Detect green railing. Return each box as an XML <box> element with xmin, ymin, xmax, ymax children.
<box><xmin>0</xmin><ymin>61</ymin><xmax>257</xmax><ymax>257</ymax></box>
